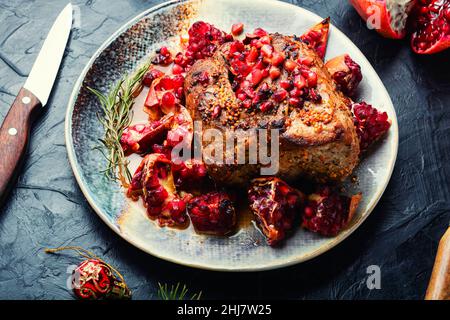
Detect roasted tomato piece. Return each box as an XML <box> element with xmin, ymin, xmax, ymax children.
<box><xmin>325</xmin><ymin>54</ymin><xmax>362</xmax><ymax>97</ymax></box>
<box><xmin>299</xmin><ymin>17</ymin><xmax>330</xmax><ymax>60</ymax></box>
<box><xmin>302</xmin><ymin>186</ymin><xmax>362</xmax><ymax>236</ymax></box>
<box><xmin>248</xmin><ymin>177</ymin><xmax>304</xmax><ymax>246</ymax></box>
<box><xmin>120</xmin><ymin>113</ymin><xmax>174</xmax><ymax>155</ymax></box>
<box><xmin>187</xmin><ymin>192</ymin><xmax>237</xmax><ymax>235</ymax></box>
<box><xmin>352</xmin><ymin>101</ymin><xmax>391</xmax><ymax>153</ymax></box>
<box><xmin>127</xmin><ymin>153</ymin><xmax>190</xmax><ymax>227</ymax></box>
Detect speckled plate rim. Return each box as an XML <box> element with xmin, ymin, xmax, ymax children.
<box><xmin>65</xmin><ymin>0</ymin><xmax>399</xmax><ymax>272</ymax></box>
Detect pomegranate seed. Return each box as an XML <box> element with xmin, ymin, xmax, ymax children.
<box><xmin>259</xmin><ymin>35</ymin><xmax>271</xmax><ymax>44</ymax></box>
<box><xmin>253</xmin><ymin>59</ymin><xmax>265</xmax><ymax>70</ymax></box>
<box><xmin>298</xmin><ymin>56</ymin><xmax>314</xmax><ymax>66</ymax></box>
<box><xmin>253</xmin><ymin>27</ymin><xmax>268</xmax><ymax>37</ymax></box>
<box><xmin>246</xmin><ymin>47</ymin><xmax>259</xmax><ymax>62</ymax></box>
<box><xmin>174</xmin><ymin>52</ymin><xmax>184</xmax><ymax>65</ymax></box>
<box><xmin>261</xmin><ymin>67</ymin><xmax>270</xmax><ymax>78</ymax></box>
<box><xmin>242</xmin><ymin>99</ymin><xmax>252</xmax><ymax>108</ymax></box>
<box><xmin>176</xmin><ymin>87</ymin><xmax>184</xmax><ymax>99</ymax></box>
<box><xmin>271</xmin><ymin>51</ymin><xmax>285</xmax><ymax>66</ymax></box>
<box><xmin>272</xmin><ymin>89</ymin><xmax>288</xmax><ymax>102</ymax></box>
<box><xmin>249</xmin><ymin>69</ymin><xmax>263</xmax><ymax>86</ymax></box>
<box><xmin>269</xmin><ymin>66</ymin><xmax>281</xmax><ymax>80</ymax></box>
<box><xmin>263</xmin><ymin>56</ymin><xmax>272</xmax><ymax>65</ymax></box>
<box><xmin>143</xmin><ymin>69</ymin><xmax>164</xmax><ymax>87</ymax></box>
<box><xmin>308</xmin><ymin>88</ymin><xmax>322</xmax><ymax>102</ymax></box>
<box><xmin>240</xmin><ymin>80</ymin><xmax>251</xmax><ymax>89</ymax></box>
<box><xmin>284</xmin><ymin>60</ymin><xmax>297</xmax><ymax>72</ymax></box>
<box><xmin>153</xmin><ymin>46</ymin><xmax>173</xmax><ymax>65</ymax></box>
<box><xmin>231</xmin><ymin>23</ymin><xmax>244</xmax><ymax>36</ymax></box>
<box><xmin>288</xmin><ymin>97</ymin><xmax>301</xmax><ymax>106</ymax></box>
<box><xmin>304</xmin><ymin>206</ymin><xmax>314</xmax><ymax>217</ymax></box>
<box><xmin>159</xmin><ymin>46</ymin><xmax>169</xmax><ymax>56</ymax></box>
<box><xmin>259</xmin><ymin>101</ymin><xmax>274</xmax><ymax>112</ymax></box>
<box><xmin>237</xmin><ymin>92</ymin><xmax>247</xmax><ymax>101</ymax></box>
<box><xmin>229</xmin><ymin>40</ymin><xmax>245</xmax><ymax>56</ymax></box>
<box><xmin>445</xmin><ymin>8</ymin><xmax>450</xmax><ymax>20</ymax></box>
<box><xmin>307</xmin><ymin>71</ymin><xmax>318</xmax><ymax>87</ymax></box>
<box><xmin>290</xmin><ymin>87</ymin><xmax>302</xmax><ymax>97</ymax></box>
<box><xmin>309</xmin><ymin>30</ymin><xmax>322</xmax><ymax>41</ymax></box>
<box><xmin>261</xmin><ymin>44</ymin><xmax>273</xmax><ymax>57</ymax></box>
<box><xmin>300</xmin><ymin>68</ymin><xmax>311</xmax><ymax>78</ymax></box>
<box><xmin>172</xmin><ymin>64</ymin><xmax>184</xmax><ymax>74</ymax></box>
<box><xmin>161</xmin><ymin>92</ymin><xmax>176</xmax><ymax>108</ymax></box>
<box><xmin>294</xmin><ymin>75</ymin><xmax>306</xmax><ymax>89</ymax></box>
<box><xmin>171</xmin><ymin>75</ymin><xmax>185</xmax><ymax>89</ymax></box>
<box><xmin>231</xmin><ymin>59</ymin><xmax>252</xmax><ymax>76</ymax></box>
<box><xmin>158</xmin><ymin>77</ymin><xmax>174</xmax><ymax>90</ymax></box>
<box><xmin>280</xmin><ymin>79</ymin><xmax>293</xmax><ymax>90</ymax></box>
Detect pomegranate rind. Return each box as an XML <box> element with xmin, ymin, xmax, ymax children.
<box><xmin>248</xmin><ymin>177</ymin><xmax>304</xmax><ymax>246</ymax></box>
<box><xmin>127</xmin><ymin>153</ymin><xmax>190</xmax><ymax>228</ymax></box>
<box><xmin>352</xmin><ymin>101</ymin><xmax>391</xmax><ymax>153</ymax></box>
<box><xmin>120</xmin><ymin>113</ymin><xmax>175</xmax><ymax>155</ymax></box>
<box><xmin>350</xmin><ymin>0</ymin><xmax>412</xmax><ymax>39</ymax></box>
<box><xmin>411</xmin><ymin>35</ymin><xmax>450</xmax><ymax>54</ymax></box>
<box><xmin>325</xmin><ymin>54</ymin><xmax>363</xmax><ymax>97</ymax></box>
<box><xmin>348</xmin><ymin>193</ymin><xmax>363</xmax><ymax>223</ymax></box>
<box><xmin>302</xmin><ymin>187</ymin><xmax>362</xmax><ymax>236</ymax></box>
<box><xmin>187</xmin><ymin>192</ymin><xmax>237</xmax><ymax>236</ymax></box>
<box><xmin>121</xmin><ymin>106</ymin><xmax>193</xmax><ymax>158</ymax></box>
<box><xmin>300</xmin><ymin>17</ymin><xmax>331</xmax><ymax>59</ymax></box>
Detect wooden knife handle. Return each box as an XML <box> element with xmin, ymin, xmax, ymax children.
<box><xmin>425</xmin><ymin>227</ymin><xmax>450</xmax><ymax>300</ymax></box>
<box><xmin>0</xmin><ymin>87</ymin><xmax>41</xmax><ymax>205</ymax></box>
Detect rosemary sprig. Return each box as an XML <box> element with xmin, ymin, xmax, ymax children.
<box><xmin>157</xmin><ymin>282</ymin><xmax>202</xmax><ymax>300</ymax></box>
<box><xmin>88</xmin><ymin>61</ymin><xmax>150</xmax><ymax>186</ymax></box>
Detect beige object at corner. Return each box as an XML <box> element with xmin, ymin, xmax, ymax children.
<box><xmin>426</xmin><ymin>227</ymin><xmax>450</xmax><ymax>300</ymax></box>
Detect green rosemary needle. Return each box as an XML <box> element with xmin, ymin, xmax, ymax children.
<box><xmin>88</xmin><ymin>61</ymin><xmax>150</xmax><ymax>186</ymax></box>
<box><xmin>157</xmin><ymin>282</ymin><xmax>202</xmax><ymax>300</ymax></box>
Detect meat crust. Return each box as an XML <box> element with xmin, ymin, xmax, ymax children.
<box><xmin>185</xmin><ymin>34</ymin><xmax>360</xmax><ymax>185</ymax></box>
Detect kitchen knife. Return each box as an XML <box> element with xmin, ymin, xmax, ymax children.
<box><xmin>425</xmin><ymin>226</ymin><xmax>450</xmax><ymax>300</ymax></box>
<box><xmin>0</xmin><ymin>4</ymin><xmax>72</xmax><ymax>205</ymax></box>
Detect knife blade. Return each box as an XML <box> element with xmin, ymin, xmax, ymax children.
<box><xmin>0</xmin><ymin>4</ymin><xmax>72</xmax><ymax>205</ymax></box>
<box><xmin>24</xmin><ymin>3</ymin><xmax>73</xmax><ymax>106</ymax></box>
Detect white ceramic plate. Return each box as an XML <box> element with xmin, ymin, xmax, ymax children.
<box><xmin>66</xmin><ymin>0</ymin><xmax>398</xmax><ymax>271</ymax></box>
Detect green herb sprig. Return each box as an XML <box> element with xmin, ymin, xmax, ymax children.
<box><xmin>157</xmin><ymin>282</ymin><xmax>202</xmax><ymax>300</ymax></box>
<box><xmin>88</xmin><ymin>61</ymin><xmax>150</xmax><ymax>185</ymax></box>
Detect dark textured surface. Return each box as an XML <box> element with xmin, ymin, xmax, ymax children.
<box><xmin>0</xmin><ymin>0</ymin><xmax>449</xmax><ymax>300</ymax></box>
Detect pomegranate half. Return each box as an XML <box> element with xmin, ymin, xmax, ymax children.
<box><xmin>350</xmin><ymin>0</ymin><xmax>417</xmax><ymax>39</ymax></box>
<box><xmin>410</xmin><ymin>0</ymin><xmax>450</xmax><ymax>54</ymax></box>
